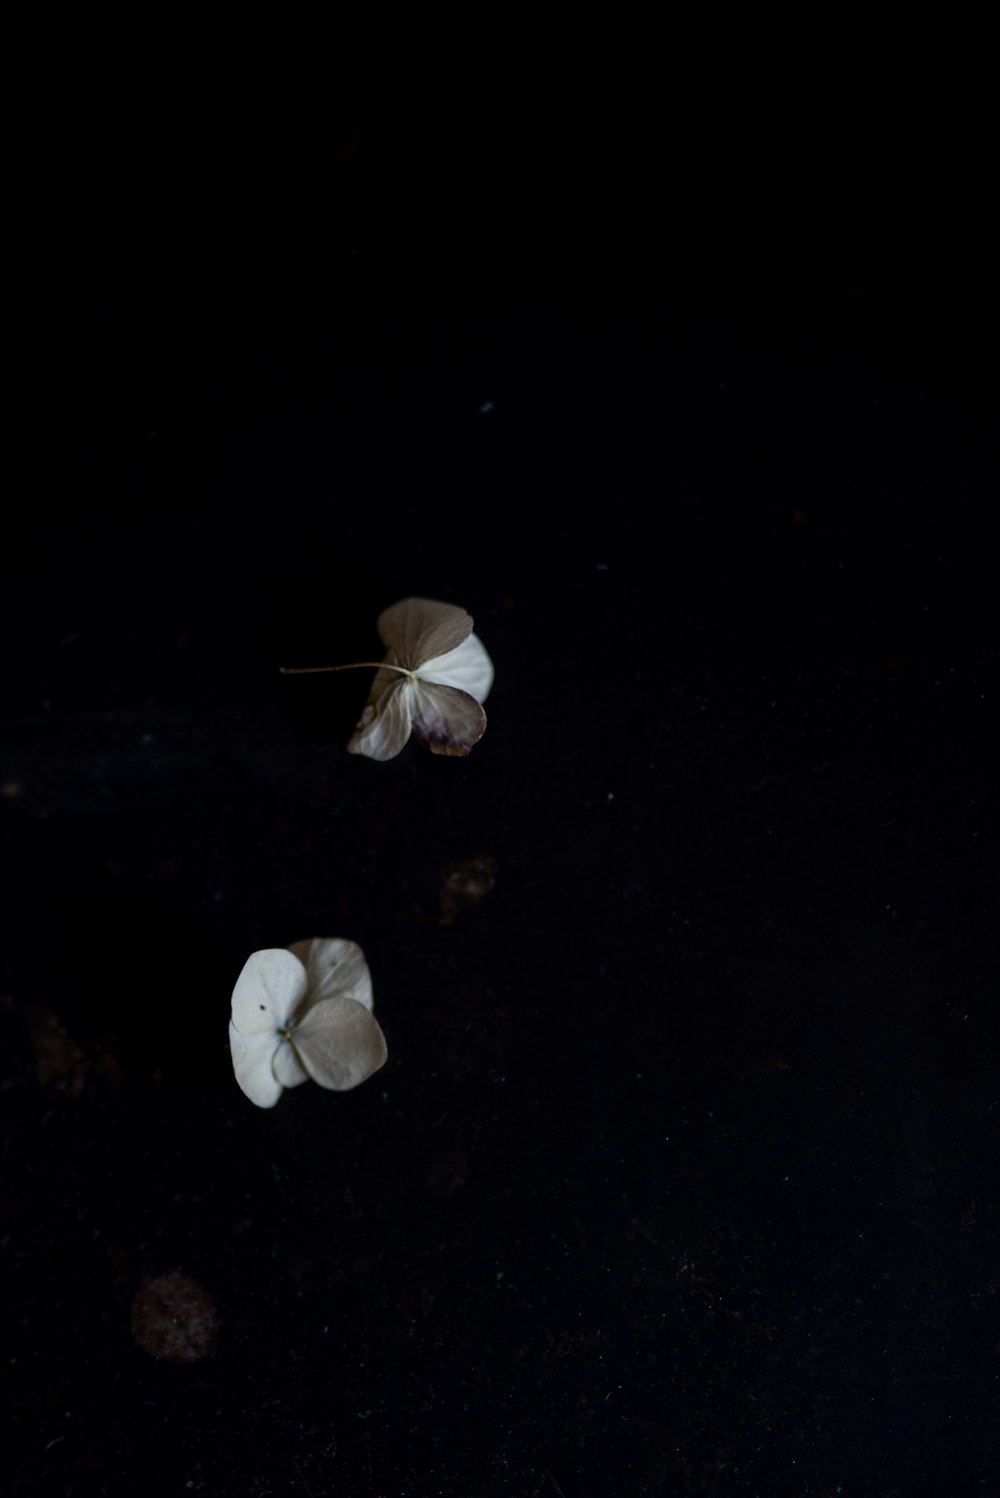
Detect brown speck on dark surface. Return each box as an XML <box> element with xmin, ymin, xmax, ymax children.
<box><xmin>131</xmin><ymin>1273</ymin><xmax>218</xmax><ymax>1363</ymax></box>
<box><xmin>25</xmin><ymin>1003</ymin><xmax>88</xmax><ymax>1097</ymax></box>
<box><xmin>439</xmin><ymin>854</ymin><xmax>497</xmax><ymax>923</ymax></box>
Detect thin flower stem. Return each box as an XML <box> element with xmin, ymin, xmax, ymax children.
<box><xmin>279</xmin><ymin>662</ymin><xmax>413</xmax><ymax>676</ymax></box>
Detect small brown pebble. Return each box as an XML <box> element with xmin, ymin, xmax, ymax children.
<box><xmin>131</xmin><ymin>1272</ymin><xmax>218</xmax><ymax>1362</ymax></box>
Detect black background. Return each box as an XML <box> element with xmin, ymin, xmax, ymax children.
<box><xmin>4</xmin><ymin>117</ymin><xmax>999</xmax><ymax>1495</ymax></box>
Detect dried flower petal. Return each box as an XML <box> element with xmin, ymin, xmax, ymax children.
<box><xmin>377</xmin><ymin>596</ymin><xmax>474</xmax><ymax>666</ymax></box>
<box><xmin>229</xmin><ymin>1024</ymin><xmax>284</xmax><ymax>1108</ymax></box>
<box><xmin>231</xmin><ymin>949</ymin><xmax>307</xmax><ymax>1034</ymax></box>
<box><xmin>288</xmin><ymin>937</ymin><xmax>374</xmax><ymax>1012</ymax></box>
<box><xmin>294</xmin><ymin>996</ymin><xmax>388</xmax><ymax>1090</ymax></box>
<box><xmin>347</xmin><ymin>669</ymin><xmax>415</xmax><ymax>761</ymax></box>
<box><xmin>418</xmin><ymin>631</ymin><xmax>494</xmax><ymax>703</ymax></box>
<box><xmin>272</xmin><ymin>1041</ymin><xmax>309</xmax><ymax>1089</ymax></box>
<box><xmin>410</xmin><ymin>680</ymin><xmax>488</xmax><ymax>756</ymax></box>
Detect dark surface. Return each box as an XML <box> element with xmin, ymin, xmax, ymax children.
<box><xmin>4</xmin><ymin>128</ymin><xmax>999</xmax><ymax>1495</ymax></box>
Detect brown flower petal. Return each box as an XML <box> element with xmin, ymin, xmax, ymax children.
<box><xmin>410</xmin><ymin>681</ymin><xmax>487</xmax><ymax>756</ymax></box>
<box><xmin>377</xmin><ymin>597</ymin><xmax>474</xmax><ymax>668</ymax></box>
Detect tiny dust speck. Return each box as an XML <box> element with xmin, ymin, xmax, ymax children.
<box><xmin>131</xmin><ymin>1272</ymin><xmax>219</xmax><ymax>1362</ymax></box>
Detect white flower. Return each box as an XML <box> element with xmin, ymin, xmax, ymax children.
<box><xmin>282</xmin><ymin>597</ymin><xmax>494</xmax><ymax>762</ymax></box>
<box><xmin>228</xmin><ymin>938</ymin><xmax>387</xmax><ymax>1108</ymax></box>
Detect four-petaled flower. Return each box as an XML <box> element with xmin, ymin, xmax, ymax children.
<box><xmin>229</xmin><ymin>938</ymin><xmax>387</xmax><ymax>1108</ymax></box>
<box><xmin>349</xmin><ymin>597</ymin><xmax>494</xmax><ymax>761</ymax></box>
<box><xmin>282</xmin><ymin>597</ymin><xmax>493</xmax><ymax>761</ymax></box>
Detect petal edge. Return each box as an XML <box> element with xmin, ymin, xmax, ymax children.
<box><xmin>347</xmin><ymin>673</ymin><xmax>413</xmax><ymax>761</ymax></box>
<box><xmin>229</xmin><ymin>1024</ymin><xmax>283</xmax><ymax>1108</ymax></box>
<box><xmin>410</xmin><ymin>681</ymin><xmax>487</xmax><ymax>756</ymax></box>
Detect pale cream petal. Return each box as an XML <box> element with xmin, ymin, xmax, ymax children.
<box><xmin>376</xmin><ymin>597</ymin><xmax>473</xmax><ymax>669</ymax></box>
<box><xmin>229</xmin><ymin>1023</ymin><xmax>283</xmax><ymax>1108</ymax></box>
<box><xmin>287</xmin><ymin>937</ymin><xmax>374</xmax><ymax>1013</ymax></box>
<box><xmin>294</xmin><ymin>997</ymin><xmax>388</xmax><ymax>1091</ymax></box>
<box><xmin>418</xmin><ymin>631</ymin><xmax>494</xmax><ymax>703</ymax></box>
<box><xmin>272</xmin><ymin>1039</ymin><xmax>309</xmax><ymax>1088</ymax></box>
<box><xmin>231</xmin><ymin>949</ymin><xmax>308</xmax><ymax>1035</ymax></box>
<box><xmin>347</xmin><ymin>673</ymin><xmax>413</xmax><ymax>761</ymax></box>
<box><xmin>409</xmin><ymin>681</ymin><xmax>487</xmax><ymax>756</ymax></box>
